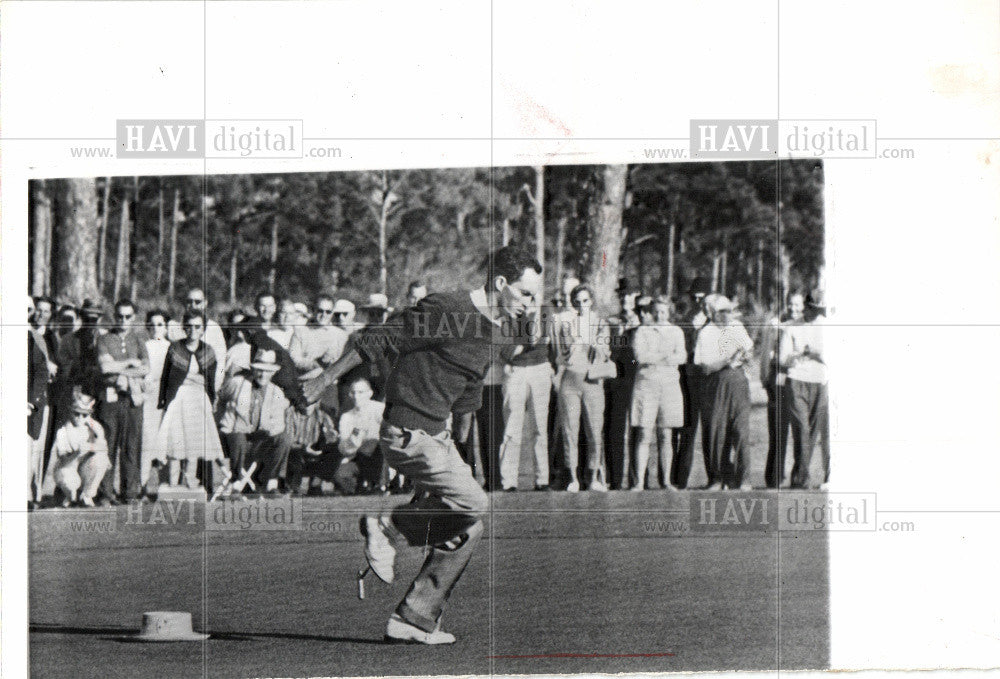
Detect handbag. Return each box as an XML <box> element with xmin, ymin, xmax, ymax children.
<box><xmin>585</xmin><ymin>321</ymin><xmax>617</xmax><ymax>381</ymax></box>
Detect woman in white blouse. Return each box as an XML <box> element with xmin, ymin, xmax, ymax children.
<box><xmin>629</xmin><ymin>297</ymin><xmax>686</xmax><ymax>490</ymax></box>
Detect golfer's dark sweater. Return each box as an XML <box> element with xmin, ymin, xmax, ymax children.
<box><xmin>354</xmin><ymin>291</ymin><xmax>497</xmax><ymax>435</ymax></box>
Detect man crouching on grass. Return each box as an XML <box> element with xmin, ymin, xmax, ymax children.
<box><xmin>304</xmin><ymin>246</ymin><xmax>542</xmax><ymax>645</ymax></box>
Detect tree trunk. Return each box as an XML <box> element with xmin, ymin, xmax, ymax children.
<box><xmin>580</xmin><ymin>164</ymin><xmax>628</xmax><ymax>313</ymax></box>
<box><xmin>719</xmin><ymin>245</ymin><xmax>728</xmax><ymax>297</ymax></box>
<box><xmin>97</xmin><ymin>178</ymin><xmax>111</xmax><ymax>291</ymax></box>
<box><xmin>168</xmin><ymin>190</ymin><xmax>179</xmax><ymax>302</ymax></box>
<box><xmin>637</xmin><ymin>245</ymin><xmax>647</xmax><ymax>293</ymax></box>
<box><xmin>31</xmin><ymin>180</ymin><xmax>53</xmax><ymax>296</ymax></box>
<box><xmin>777</xmin><ymin>202</ymin><xmax>789</xmax><ymax>305</ymax></box>
<box><xmin>779</xmin><ymin>242</ymin><xmax>792</xmax><ymax>304</ymax></box>
<box><xmin>756</xmin><ymin>239</ymin><xmax>764</xmax><ymax>304</ymax></box>
<box><xmin>710</xmin><ymin>252</ymin><xmax>720</xmax><ymax>293</ymax></box>
<box><xmin>322</xmin><ymin>194</ymin><xmax>343</xmax><ymax>292</ymax></box>
<box><xmin>532</xmin><ymin>165</ymin><xmax>546</xmax><ymax>302</ymax></box>
<box><xmin>378</xmin><ymin>173</ymin><xmax>390</xmax><ymax>296</ymax></box>
<box><xmin>501</xmin><ymin>218</ymin><xmax>510</xmax><ymax>246</ymax></box>
<box><xmin>555</xmin><ymin>215</ymin><xmax>567</xmax><ymax>294</ymax></box>
<box><xmin>155</xmin><ymin>185</ymin><xmax>165</xmax><ymax>292</ymax></box>
<box><xmin>129</xmin><ymin>177</ymin><xmax>139</xmax><ymax>301</ymax></box>
<box><xmin>269</xmin><ymin>215</ymin><xmax>279</xmax><ymax>294</ymax></box>
<box><xmin>112</xmin><ymin>194</ymin><xmax>130</xmax><ymax>301</ymax></box>
<box><xmin>665</xmin><ymin>217</ymin><xmax>676</xmax><ymax>300</ymax></box>
<box><xmin>225</xmin><ymin>223</ymin><xmax>238</xmax><ymax>305</ymax></box>
<box><xmin>53</xmin><ymin>178</ymin><xmax>100</xmax><ymax>303</ymax></box>
<box><xmin>317</xmin><ymin>240</ymin><xmax>330</xmax><ymax>282</ymax></box>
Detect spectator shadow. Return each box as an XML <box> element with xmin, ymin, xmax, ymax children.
<box><xmin>29</xmin><ymin>622</ymin><xmax>384</xmax><ymax>645</ymax></box>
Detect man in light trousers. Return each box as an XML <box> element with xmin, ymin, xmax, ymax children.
<box><xmin>497</xmin><ymin>307</ymin><xmax>552</xmax><ymax>491</ymax></box>
<box><xmin>304</xmin><ymin>246</ymin><xmax>543</xmax><ymax>645</ymax></box>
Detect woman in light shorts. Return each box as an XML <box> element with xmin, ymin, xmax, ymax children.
<box><xmin>630</xmin><ymin>296</ymin><xmax>686</xmax><ymax>490</ymax></box>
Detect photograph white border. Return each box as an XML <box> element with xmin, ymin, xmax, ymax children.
<box><xmin>3</xmin><ymin>1</ymin><xmax>1000</xmax><ymax>676</ymax></box>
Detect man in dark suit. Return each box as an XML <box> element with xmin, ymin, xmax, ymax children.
<box><xmin>28</xmin><ymin>297</ymin><xmax>52</xmax><ymax>507</ymax></box>
<box><xmin>604</xmin><ymin>280</ymin><xmax>640</xmax><ymax>489</ymax></box>
<box><xmin>671</xmin><ymin>283</ymin><xmax>711</xmax><ymax>489</ymax></box>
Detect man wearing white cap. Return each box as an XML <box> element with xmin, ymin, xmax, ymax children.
<box><xmin>406</xmin><ymin>282</ymin><xmax>428</xmax><ymax>308</ymax></box>
<box><xmin>50</xmin><ymin>392</ymin><xmax>110</xmax><ymax>507</ymax></box>
<box><xmin>694</xmin><ymin>295</ymin><xmax>754</xmax><ymax>490</ymax></box>
<box><xmin>362</xmin><ymin>293</ymin><xmax>393</xmax><ymax>326</ymax></box>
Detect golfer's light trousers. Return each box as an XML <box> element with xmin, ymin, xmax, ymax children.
<box><xmin>381</xmin><ymin>421</ymin><xmax>488</xmax><ymax>633</ymax></box>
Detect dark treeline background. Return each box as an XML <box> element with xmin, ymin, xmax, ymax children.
<box><xmin>28</xmin><ymin>161</ymin><xmax>823</xmax><ymax>316</ymax></box>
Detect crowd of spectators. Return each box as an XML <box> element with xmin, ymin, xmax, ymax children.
<box><xmin>27</xmin><ymin>273</ymin><xmax>828</xmax><ymax>509</ymax></box>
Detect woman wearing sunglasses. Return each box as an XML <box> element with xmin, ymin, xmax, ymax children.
<box><xmin>155</xmin><ymin>309</ymin><xmax>226</xmax><ymax>489</ymax></box>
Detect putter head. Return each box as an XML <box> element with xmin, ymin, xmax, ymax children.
<box><xmin>357</xmin><ymin>566</ymin><xmax>370</xmax><ymax>599</ymax></box>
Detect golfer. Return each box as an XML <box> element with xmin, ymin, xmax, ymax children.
<box><xmin>304</xmin><ymin>246</ymin><xmax>542</xmax><ymax>645</ymax></box>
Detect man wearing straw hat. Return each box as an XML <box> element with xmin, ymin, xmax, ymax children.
<box><xmin>50</xmin><ymin>391</ymin><xmax>110</xmax><ymax>508</ymax></box>
<box><xmin>217</xmin><ymin>349</ymin><xmax>291</xmax><ymax>495</ymax></box>
<box><xmin>361</xmin><ymin>293</ymin><xmax>393</xmax><ymax>326</ymax></box>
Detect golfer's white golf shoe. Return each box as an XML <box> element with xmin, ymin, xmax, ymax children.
<box><xmin>385</xmin><ymin>614</ymin><xmax>456</xmax><ymax>645</ymax></box>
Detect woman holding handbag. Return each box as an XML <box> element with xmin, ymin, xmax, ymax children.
<box><xmin>551</xmin><ymin>284</ymin><xmax>613</xmax><ymax>492</ymax></box>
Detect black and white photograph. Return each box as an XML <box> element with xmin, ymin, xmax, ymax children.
<box><xmin>5</xmin><ymin>2</ymin><xmax>1000</xmax><ymax>678</ymax></box>
<box><xmin>26</xmin><ymin>161</ymin><xmax>829</xmax><ymax>677</ymax></box>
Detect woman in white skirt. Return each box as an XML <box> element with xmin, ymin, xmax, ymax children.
<box><xmin>630</xmin><ymin>296</ymin><xmax>686</xmax><ymax>490</ymax></box>
<box><xmin>156</xmin><ymin>310</ymin><xmax>225</xmax><ymax>489</ymax></box>
<box><xmin>141</xmin><ymin>310</ymin><xmax>171</xmax><ymax>494</ymax></box>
